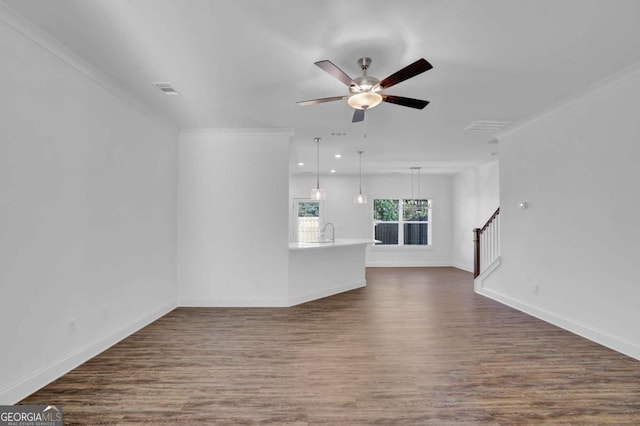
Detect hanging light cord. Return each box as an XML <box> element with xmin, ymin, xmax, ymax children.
<box><xmin>358</xmin><ymin>151</ymin><xmax>363</xmax><ymax>194</ymax></box>
<box><xmin>315</xmin><ymin>137</ymin><xmax>320</xmax><ymax>190</ymax></box>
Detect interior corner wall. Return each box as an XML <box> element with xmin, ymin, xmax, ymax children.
<box><xmin>289</xmin><ymin>173</ymin><xmax>454</xmax><ymax>267</ymax></box>
<box><xmin>451</xmin><ymin>162</ymin><xmax>500</xmax><ymax>272</ymax></box>
<box><xmin>482</xmin><ymin>66</ymin><xmax>640</xmax><ymax>360</ymax></box>
<box><xmin>0</xmin><ymin>17</ymin><xmax>178</xmax><ymax>403</ymax></box>
<box><xmin>178</xmin><ymin>130</ymin><xmax>290</xmax><ymax>306</ymax></box>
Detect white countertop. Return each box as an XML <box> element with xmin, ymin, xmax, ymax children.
<box><xmin>289</xmin><ymin>238</ymin><xmax>379</xmax><ymax>251</ymax></box>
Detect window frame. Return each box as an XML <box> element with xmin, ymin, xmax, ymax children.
<box><xmin>292</xmin><ymin>198</ymin><xmax>324</xmax><ymax>243</ymax></box>
<box><xmin>372</xmin><ymin>198</ymin><xmax>432</xmax><ymax>247</ymax></box>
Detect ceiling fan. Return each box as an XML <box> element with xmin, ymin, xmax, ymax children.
<box><xmin>297</xmin><ymin>57</ymin><xmax>432</xmax><ymax>123</ymax></box>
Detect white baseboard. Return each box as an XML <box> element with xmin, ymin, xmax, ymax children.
<box><xmin>476</xmin><ymin>286</ymin><xmax>640</xmax><ymax>362</ymax></box>
<box><xmin>0</xmin><ymin>302</ymin><xmax>176</xmax><ymax>405</ymax></box>
<box><xmin>178</xmin><ymin>298</ymin><xmax>289</xmax><ymax>307</ymax></box>
<box><xmin>288</xmin><ymin>280</ymin><xmax>365</xmax><ymax>307</ymax></box>
<box><xmin>452</xmin><ymin>262</ymin><xmax>473</xmax><ymax>273</ymax></box>
<box><xmin>365</xmin><ymin>261</ymin><xmax>452</xmax><ymax>268</ymax></box>
<box><xmin>473</xmin><ymin>257</ymin><xmax>501</xmax><ymax>292</ymax></box>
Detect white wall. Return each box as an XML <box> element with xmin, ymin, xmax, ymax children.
<box><xmin>178</xmin><ymin>129</ymin><xmax>291</xmax><ymax>306</ymax></box>
<box><xmin>290</xmin><ymin>173</ymin><xmax>454</xmax><ymax>267</ymax></box>
<box><xmin>289</xmin><ymin>245</ymin><xmax>366</xmax><ymax>306</ymax></box>
<box><xmin>481</xmin><ymin>63</ymin><xmax>640</xmax><ymax>360</ymax></box>
<box><xmin>0</xmin><ymin>11</ymin><xmax>178</xmax><ymax>403</ymax></box>
<box><xmin>452</xmin><ymin>162</ymin><xmax>500</xmax><ymax>271</ymax></box>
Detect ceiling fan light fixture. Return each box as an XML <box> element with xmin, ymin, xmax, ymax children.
<box><xmin>348</xmin><ymin>92</ymin><xmax>383</xmax><ymax>110</ymax></box>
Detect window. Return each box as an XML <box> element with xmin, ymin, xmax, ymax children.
<box><xmin>373</xmin><ymin>199</ymin><xmax>431</xmax><ymax>246</ymax></box>
<box><xmin>296</xmin><ymin>200</ymin><xmax>321</xmax><ymax>242</ymax></box>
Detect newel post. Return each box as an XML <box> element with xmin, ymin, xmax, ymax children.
<box><xmin>473</xmin><ymin>228</ymin><xmax>481</xmax><ymax>278</ymax></box>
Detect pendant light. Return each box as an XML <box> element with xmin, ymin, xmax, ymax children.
<box><xmin>410</xmin><ymin>166</ymin><xmax>430</xmax><ymax>213</ymax></box>
<box><xmin>310</xmin><ymin>137</ymin><xmax>326</xmax><ymax>200</ymax></box>
<box><xmin>354</xmin><ymin>151</ymin><xmax>368</xmax><ymax>204</ymax></box>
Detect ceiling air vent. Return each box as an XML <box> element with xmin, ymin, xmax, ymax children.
<box><xmin>464</xmin><ymin>120</ymin><xmax>512</xmax><ymax>131</ymax></box>
<box><xmin>152</xmin><ymin>82</ymin><xmax>180</xmax><ymax>96</ymax></box>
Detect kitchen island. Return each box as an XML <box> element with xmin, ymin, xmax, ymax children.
<box><xmin>288</xmin><ymin>239</ymin><xmax>378</xmax><ymax>306</ymax></box>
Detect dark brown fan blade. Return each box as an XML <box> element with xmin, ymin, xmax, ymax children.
<box><xmin>378</xmin><ymin>58</ymin><xmax>433</xmax><ymax>89</ymax></box>
<box><xmin>382</xmin><ymin>95</ymin><xmax>430</xmax><ymax>110</ymax></box>
<box><xmin>297</xmin><ymin>96</ymin><xmax>347</xmax><ymax>106</ymax></box>
<box><xmin>352</xmin><ymin>109</ymin><xmax>365</xmax><ymax>123</ymax></box>
<box><xmin>315</xmin><ymin>60</ymin><xmax>359</xmax><ymax>88</ymax></box>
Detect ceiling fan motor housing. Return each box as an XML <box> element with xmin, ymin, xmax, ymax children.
<box><xmin>357</xmin><ymin>57</ymin><xmax>372</xmax><ymax>70</ymax></box>
<box><xmin>348</xmin><ymin>58</ymin><xmax>382</xmax><ymax>110</ymax></box>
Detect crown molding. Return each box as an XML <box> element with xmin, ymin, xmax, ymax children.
<box><xmin>497</xmin><ymin>59</ymin><xmax>640</xmax><ymax>140</ymax></box>
<box><xmin>0</xmin><ymin>1</ymin><xmax>177</xmax><ymax>133</ymax></box>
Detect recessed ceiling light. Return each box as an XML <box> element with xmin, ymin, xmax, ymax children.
<box><xmin>330</xmin><ymin>169</ymin><xmax>336</xmax><ymax>173</ymax></box>
<box><xmin>297</xmin><ymin>162</ymin><xmax>304</xmax><ymax>166</ymax></box>
<box><xmin>334</xmin><ymin>154</ymin><xmax>342</xmax><ymax>159</ymax></box>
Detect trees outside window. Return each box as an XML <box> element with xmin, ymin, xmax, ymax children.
<box><xmin>373</xmin><ymin>199</ymin><xmax>431</xmax><ymax>246</ymax></box>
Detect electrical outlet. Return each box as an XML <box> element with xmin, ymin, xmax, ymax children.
<box><xmin>67</xmin><ymin>319</ymin><xmax>77</xmax><ymax>334</ymax></box>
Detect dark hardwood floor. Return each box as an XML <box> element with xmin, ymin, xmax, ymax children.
<box><xmin>21</xmin><ymin>267</ymin><xmax>640</xmax><ymax>424</ymax></box>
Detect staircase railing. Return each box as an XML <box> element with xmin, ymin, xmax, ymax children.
<box><xmin>473</xmin><ymin>208</ymin><xmax>500</xmax><ymax>278</ymax></box>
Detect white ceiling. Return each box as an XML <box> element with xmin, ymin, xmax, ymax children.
<box><xmin>4</xmin><ymin>0</ymin><xmax>640</xmax><ymax>175</ymax></box>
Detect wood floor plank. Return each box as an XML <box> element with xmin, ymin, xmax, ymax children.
<box><xmin>20</xmin><ymin>267</ymin><xmax>640</xmax><ymax>424</ymax></box>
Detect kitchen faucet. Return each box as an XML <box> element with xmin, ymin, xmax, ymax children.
<box><xmin>320</xmin><ymin>222</ymin><xmax>335</xmax><ymax>242</ymax></box>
